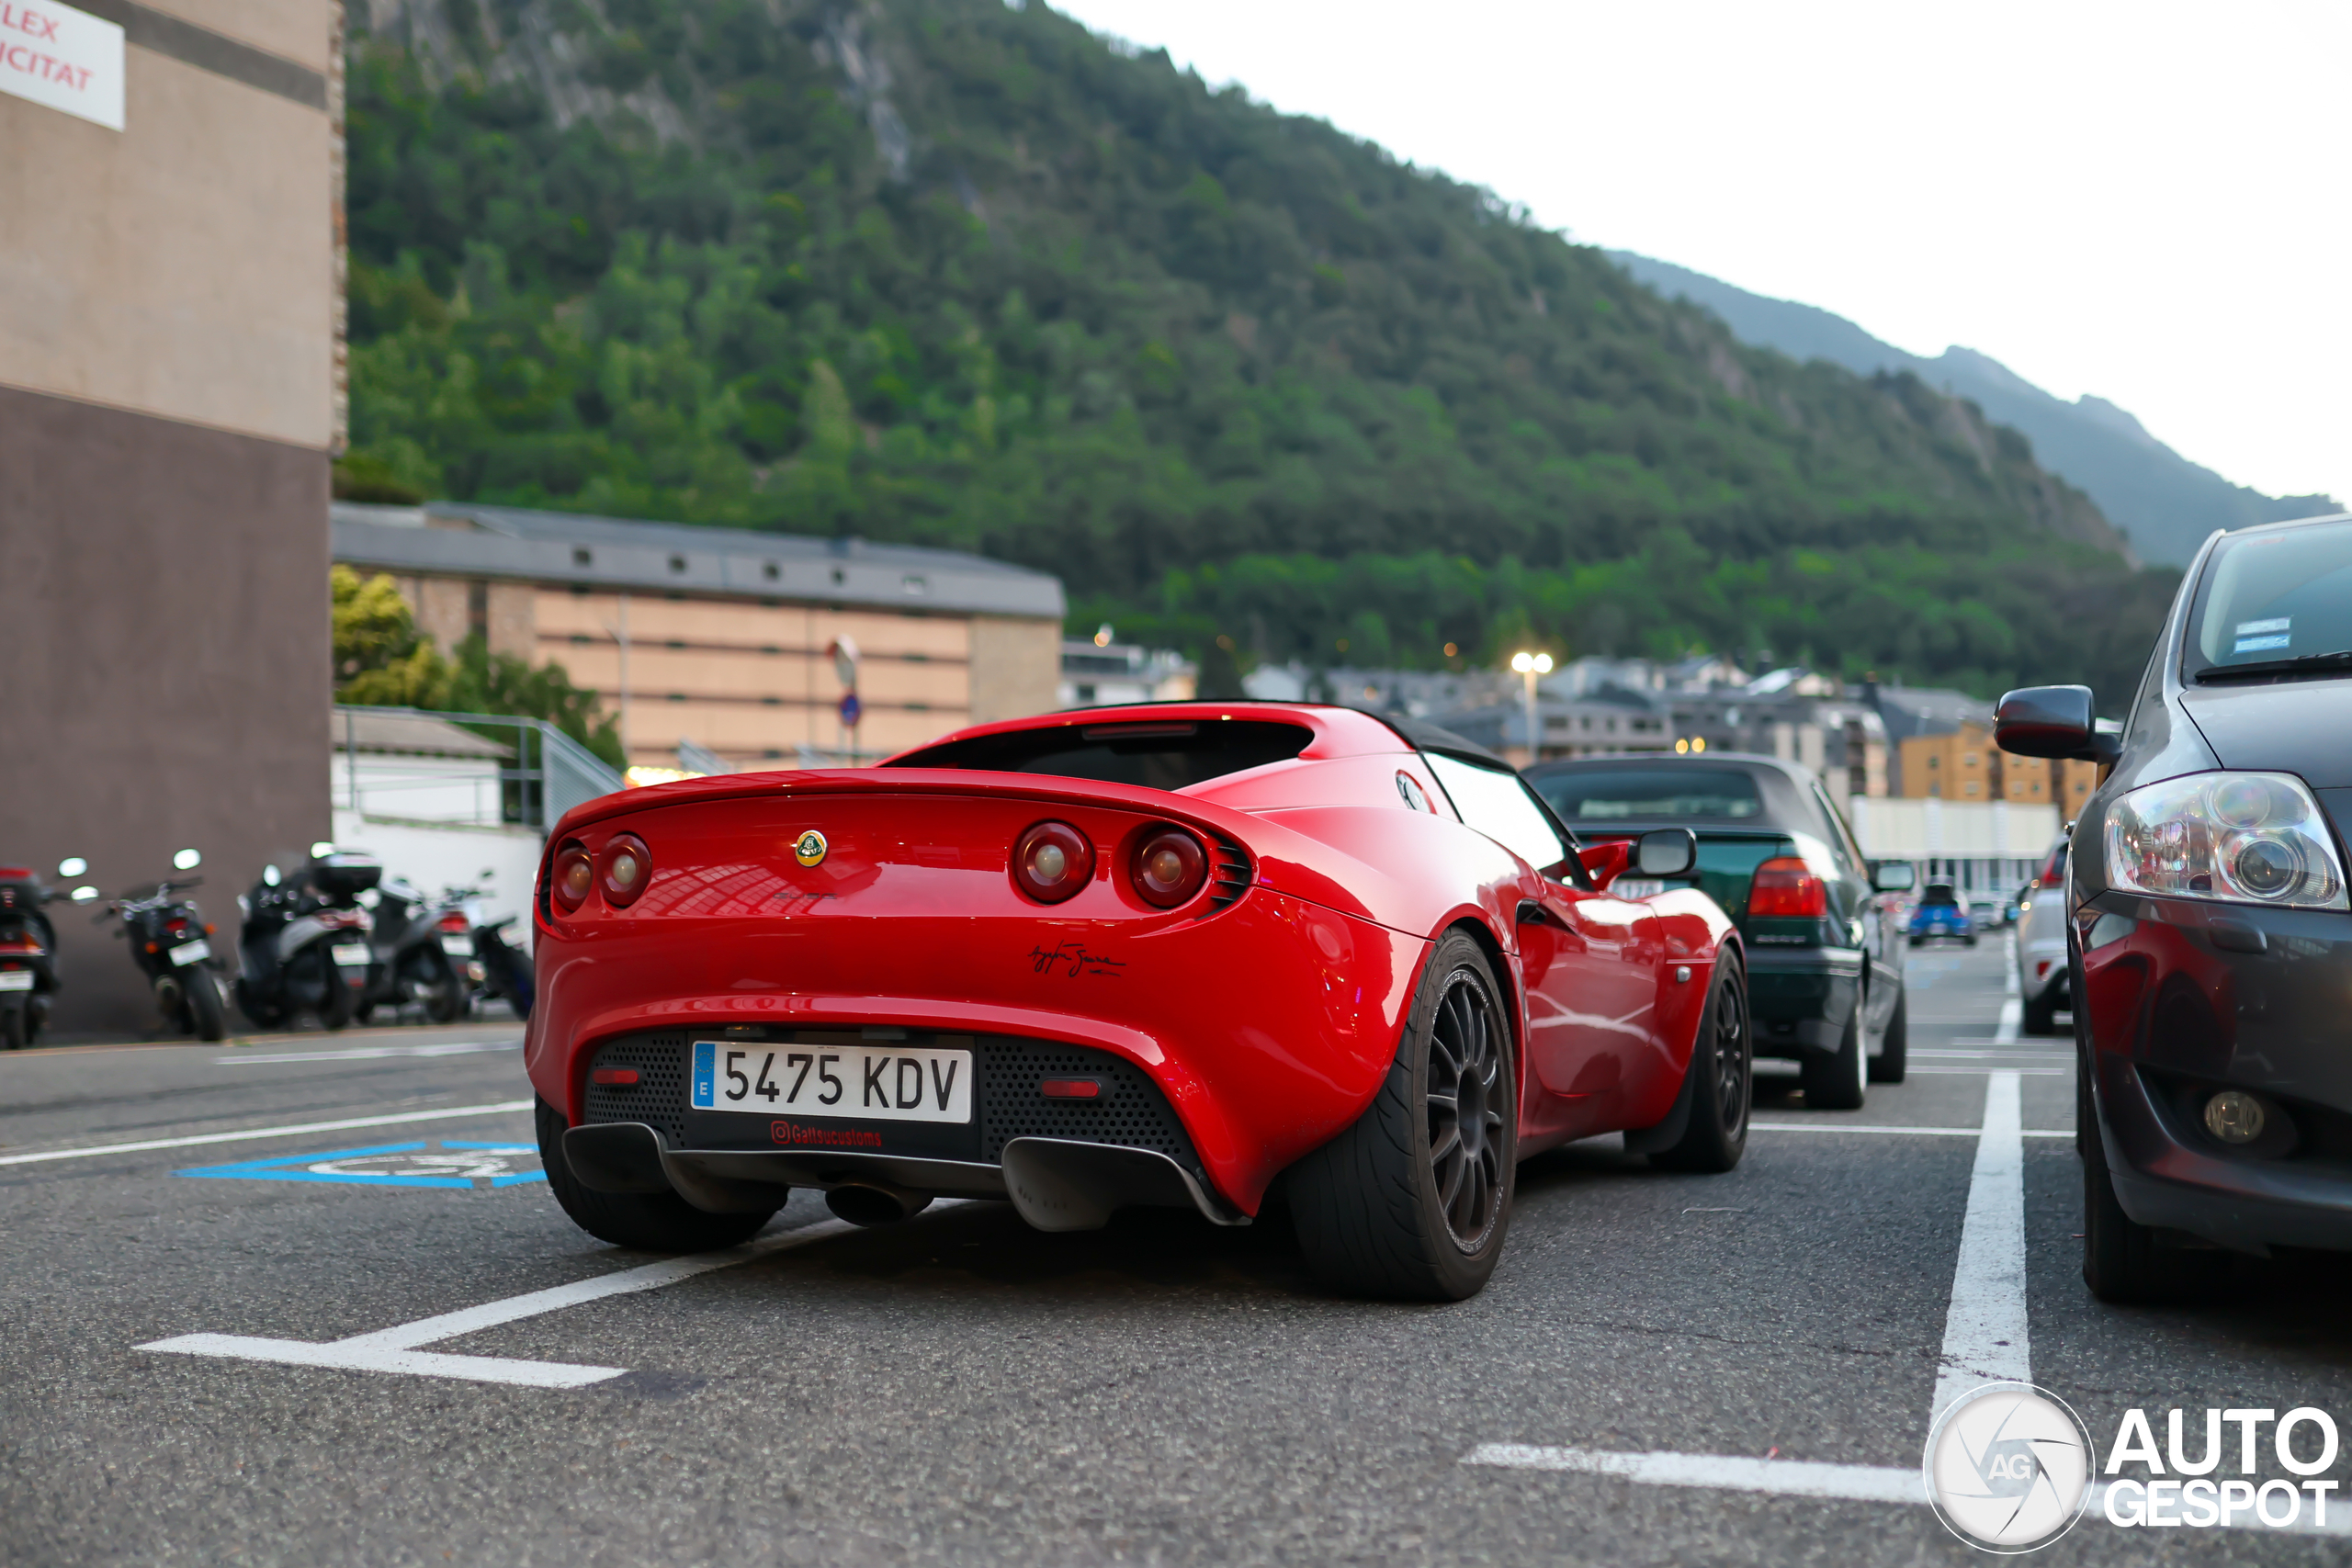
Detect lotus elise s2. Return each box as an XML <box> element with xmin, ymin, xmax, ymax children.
<box><xmin>527</xmin><ymin>704</ymin><xmax>1749</xmax><ymax>1300</ymax></box>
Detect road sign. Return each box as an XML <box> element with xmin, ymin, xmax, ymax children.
<box><xmin>839</xmin><ymin>692</ymin><xmax>863</xmax><ymax>728</ymax></box>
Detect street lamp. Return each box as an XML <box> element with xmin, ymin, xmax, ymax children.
<box><xmin>1510</xmin><ymin>650</ymin><xmax>1553</xmax><ymax>761</ymax></box>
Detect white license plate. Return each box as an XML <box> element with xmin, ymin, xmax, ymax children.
<box><xmin>169</xmin><ymin>939</ymin><xmax>211</xmax><ymax>965</ymax></box>
<box><xmin>440</xmin><ymin>934</ymin><xmax>474</xmax><ymax>956</ymax></box>
<box><xmin>691</xmin><ymin>1041</ymin><xmax>973</xmax><ymax>1123</ymax></box>
<box><xmin>1612</xmin><ymin>878</ymin><xmax>1666</xmax><ymax>899</ymax></box>
<box><xmin>0</xmin><ymin>970</ymin><xmax>31</xmax><ymax>991</ymax></box>
<box><xmin>330</xmin><ymin>942</ymin><xmax>371</xmax><ymax>967</ymax></box>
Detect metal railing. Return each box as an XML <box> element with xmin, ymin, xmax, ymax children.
<box><xmin>334</xmin><ymin>705</ymin><xmax>627</xmax><ymax>834</ymax></box>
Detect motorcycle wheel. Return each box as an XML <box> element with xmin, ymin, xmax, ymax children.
<box><xmin>409</xmin><ymin>949</ymin><xmax>469</xmax><ymax>1025</ymax></box>
<box><xmin>233</xmin><ymin>977</ymin><xmax>279</xmax><ymax>1032</ymax></box>
<box><xmin>1</xmin><ymin>1005</ymin><xmax>24</xmax><ymax>1051</ymax></box>
<box><xmin>318</xmin><ymin>965</ymin><xmax>356</xmax><ymax>1031</ymax></box>
<box><xmin>186</xmin><ymin>969</ymin><xmax>227</xmax><ymax>1043</ymax></box>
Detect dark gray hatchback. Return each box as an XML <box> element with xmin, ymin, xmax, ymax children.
<box><xmin>1998</xmin><ymin>510</ymin><xmax>2352</xmax><ymax>1301</ymax></box>
<box><xmin>1524</xmin><ymin>755</ymin><xmax>1912</xmax><ymax>1109</ymax></box>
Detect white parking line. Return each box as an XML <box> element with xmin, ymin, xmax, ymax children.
<box><xmin>1932</xmin><ymin>1071</ymin><xmax>2029</xmax><ymax>1422</ymax></box>
<box><xmin>0</xmin><ymin>1100</ymin><xmax>535</xmax><ymax>1167</ymax></box>
<box><xmin>141</xmin><ymin>1219</ymin><xmax>855</xmax><ymax>1387</ymax></box>
<box><xmin>1464</xmin><ymin>1445</ymin><xmax>1923</xmax><ymax>1503</ymax></box>
<box><xmin>1750</xmin><ymin>1122</ymin><xmax>2070</xmax><ymax>1138</ymax></box>
<box><xmin>217</xmin><ymin>1042</ymin><xmax>518</xmax><ymax>1066</ymax></box>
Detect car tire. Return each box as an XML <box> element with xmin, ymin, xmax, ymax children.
<box><xmin>2083</xmin><ymin>1100</ymin><xmax>2225</xmax><ymax>1303</ymax></box>
<box><xmin>1868</xmin><ymin>990</ymin><xmax>1908</xmax><ymax>1083</ymax></box>
<box><xmin>1964</xmin><ymin>933</ymin><xmax>1978</xmax><ymax>947</ymax></box>
<box><xmin>1650</xmin><ymin>954</ymin><xmax>1751</xmax><ymax>1172</ymax></box>
<box><xmin>1288</xmin><ymin>930</ymin><xmax>1516</xmax><ymax>1302</ymax></box>
<box><xmin>536</xmin><ymin>1098</ymin><xmax>777</xmax><ymax>1253</ymax></box>
<box><xmin>1906</xmin><ymin>935</ymin><xmax>1921</xmax><ymax>948</ymax></box>
<box><xmin>1801</xmin><ymin>1000</ymin><xmax>1868</xmax><ymax>1111</ymax></box>
<box><xmin>2021</xmin><ymin>987</ymin><xmax>2061</xmax><ymax>1037</ymax></box>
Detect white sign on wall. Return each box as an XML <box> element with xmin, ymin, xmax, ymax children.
<box><xmin>0</xmin><ymin>0</ymin><xmax>124</xmax><ymax>131</ymax></box>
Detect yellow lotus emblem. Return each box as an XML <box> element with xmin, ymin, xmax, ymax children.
<box><xmin>793</xmin><ymin>829</ymin><xmax>828</xmax><ymax>867</ymax></box>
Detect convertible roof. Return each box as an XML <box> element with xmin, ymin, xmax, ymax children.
<box><xmin>1376</xmin><ymin>714</ymin><xmax>1512</xmax><ymax>771</ymax></box>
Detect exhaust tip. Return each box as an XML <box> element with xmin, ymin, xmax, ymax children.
<box><xmin>825</xmin><ymin>1182</ymin><xmax>933</xmax><ymax>1227</ymax></box>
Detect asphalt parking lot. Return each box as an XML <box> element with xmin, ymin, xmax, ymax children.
<box><xmin>4</xmin><ymin>944</ymin><xmax>2349</xmax><ymax>1566</ymax></box>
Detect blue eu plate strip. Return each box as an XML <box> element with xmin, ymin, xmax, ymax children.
<box><xmin>692</xmin><ymin>1040</ymin><xmax>718</xmax><ymax>1110</ymax></box>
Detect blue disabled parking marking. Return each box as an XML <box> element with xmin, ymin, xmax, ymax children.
<box><xmin>176</xmin><ymin>1139</ymin><xmax>545</xmax><ymax>1190</ymax></box>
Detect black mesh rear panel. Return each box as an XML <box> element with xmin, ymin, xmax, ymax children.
<box><xmin>582</xmin><ymin>1032</ymin><xmax>694</xmax><ymax>1145</ymax></box>
<box><xmin>580</xmin><ymin>1032</ymin><xmax>1199</xmax><ymax>1176</ymax></box>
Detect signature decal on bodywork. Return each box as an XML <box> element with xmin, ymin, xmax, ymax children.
<box><xmin>1029</xmin><ymin>940</ymin><xmax>1127</xmax><ymax>979</ymax></box>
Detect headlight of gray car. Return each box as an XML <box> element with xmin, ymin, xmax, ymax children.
<box><xmin>2106</xmin><ymin>772</ymin><xmax>2348</xmax><ymax>910</ymax></box>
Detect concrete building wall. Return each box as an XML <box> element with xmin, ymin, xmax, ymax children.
<box><xmin>971</xmin><ymin>616</ymin><xmax>1063</xmax><ymax>726</ymax></box>
<box><xmin>0</xmin><ymin>4</ymin><xmax>336</xmax><ymax>1035</ymax></box>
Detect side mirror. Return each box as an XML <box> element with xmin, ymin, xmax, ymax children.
<box><xmin>1870</xmin><ymin>860</ymin><xmax>1917</xmax><ymax>893</ymax></box>
<box><xmin>70</xmin><ymin>886</ymin><xmax>99</xmax><ymax>904</ymax></box>
<box><xmin>262</xmin><ymin>864</ymin><xmax>282</xmax><ymax>887</ymax></box>
<box><xmin>1996</xmin><ymin>685</ymin><xmax>2120</xmax><ymax>764</ymax></box>
<box><xmin>57</xmin><ymin>856</ymin><xmax>87</xmax><ymax>878</ymax></box>
<box><xmin>1635</xmin><ymin>828</ymin><xmax>1698</xmax><ymax>878</ymax></box>
<box><xmin>173</xmin><ymin>849</ymin><xmax>202</xmax><ymax>871</ymax></box>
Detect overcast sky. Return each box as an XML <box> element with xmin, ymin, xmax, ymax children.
<box><xmin>1053</xmin><ymin>0</ymin><xmax>2351</xmax><ymax>508</ymax></box>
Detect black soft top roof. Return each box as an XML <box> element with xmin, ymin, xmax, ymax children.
<box><xmin>1376</xmin><ymin>714</ymin><xmax>1512</xmax><ymax>770</ymax></box>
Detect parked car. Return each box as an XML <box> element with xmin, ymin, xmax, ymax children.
<box><xmin>1524</xmin><ymin>753</ymin><xmax>1911</xmax><ymax>1107</ymax></box>
<box><xmin>1997</xmin><ymin>508</ymin><xmax>2352</xmax><ymax>1301</ymax></box>
<box><xmin>2015</xmin><ymin>834</ymin><xmax>2071</xmax><ymax>1034</ymax></box>
<box><xmin>535</xmin><ymin>705</ymin><xmax>1752</xmax><ymax>1302</ymax></box>
<box><xmin>1909</xmin><ymin>885</ymin><xmax>1977</xmax><ymax>946</ymax></box>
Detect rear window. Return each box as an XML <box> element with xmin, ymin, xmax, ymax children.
<box><xmin>1532</xmin><ymin>766</ymin><xmax>1766</xmax><ymax>822</ymax></box>
<box><xmin>1921</xmin><ymin>885</ymin><xmax>1959</xmax><ymax>907</ymax></box>
<box><xmin>889</xmin><ymin>719</ymin><xmax>1312</xmax><ymax>791</ymax></box>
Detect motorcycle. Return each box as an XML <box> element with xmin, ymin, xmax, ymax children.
<box><xmin>96</xmin><ymin>849</ymin><xmax>228</xmax><ymax>1042</ymax></box>
<box><xmin>356</xmin><ymin>875</ymin><xmax>473</xmax><ymax>1025</ymax></box>
<box><xmin>472</xmin><ymin>914</ymin><xmax>533</xmax><ymax>1021</ymax></box>
<box><xmin>0</xmin><ymin>855</ymin><xmax>84</xmax><ymax>1050</ymax></box>
<box><xmin>234</xmin><ymin>845</ymin><xmax>381</xmax><ymax>1032</ymax></box>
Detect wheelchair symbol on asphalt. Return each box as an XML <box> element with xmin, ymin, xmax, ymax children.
<box><xmin>176</xmin><ymin>1140</ymin><xmax>545</xmax><ymax>1190</ymax></box>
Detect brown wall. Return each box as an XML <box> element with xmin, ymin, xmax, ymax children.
<box><xmin>0</xmin><ymin>387</ymin><xmax>332</xmax><ymax>1035</ymax></box>
<box><xmin>969</xmin><ymin>615</ymin><xmax>1062</xmax><ymax>726</ymax></box>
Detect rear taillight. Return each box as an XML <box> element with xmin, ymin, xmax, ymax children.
<box><xmin>1012</xmin><ymin>821</ymin><xmax>1093</xmax><ymax>904</ymax></box>
<box><xmin>599</xmin><ymin>833</ymin><xmax>652</xmax><ymax>908</ymax></box>
<box><xmin>164</xmin><ymin>918</ymin><xmax>190</xmax><ymax>934</ymax></box>
<box><xmin>1128</xmin><ymin>826</ymin><xmax>1208</xmax><ymax>908</ymax></box>
<box><xmin>2039</xmin><ymin>868</ymin><xmax>2064</xmax><ymax>888</ymax></box>
<box><xmin>551</xmin><ymin>841</ymin><xmax>593</xmax><ymax>913</ymax></box>
<box><xmin>0</xmin><ymin>934</ymin><xmax>40</xmax><ymax>953</ymax></box>
<box><xmin>437</xmin><ymin>911</ymin><xmax>470</xmax><ymax>934</ymax></box>
<box><xmin>1748</xmin><ymin>857</ymin><xmax>1828</xmax><ymax>918</ymax></box>
<box><xmin>592</xmin><ymin>1067</ymin><xmax>639</xmax><ymax>1087</ymax></box>
<box><xmin>1039</xmin><ymin>1077</ymin><xmax>1102</xmax><ymax>1100</ymax></box>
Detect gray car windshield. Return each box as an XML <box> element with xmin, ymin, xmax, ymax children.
<box><xmin>2188</xmin><ymin>519</ymin><xmax>2352</xmax><ymax>678</ymax></box>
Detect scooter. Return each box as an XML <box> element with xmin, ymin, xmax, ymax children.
<box><xmin>96</xmin><ymin>849</ymin><xmax>228</xmax><ymax>1042</ymax></box>
<box><xmin>234</xmin><ymin>845</ymin><xmax>381</xmax><ymax>1032</ymax></box>
<box><xmin>356</xmin><ymin>876</ymin><xmax>471</xmax><ymax>1025</ymax></box>
<box><xmin>0</xmin><ymin>855</ymin><xmax>83</xmax><ymax>1050</ymax></box>
<box><xmin>472</xmin><ymin>914</ymin><xmax>533</xmax><ymax>1020</ymax></box>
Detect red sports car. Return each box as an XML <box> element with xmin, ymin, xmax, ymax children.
<box><xmin>527</xmin><ymin>704</ymin><xmax>1750</xmax><ymax>1300</ymax></box>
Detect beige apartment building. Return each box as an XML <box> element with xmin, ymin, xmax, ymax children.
<box><xmin>334</xmin><ymin>503</ymin><xmax>1066</xmax><ymax>766</ymax></box>
<box><xmin>1900</xmin><ymin>722</ymin><xmax>2098</xmax><ymax>818</ymax></box>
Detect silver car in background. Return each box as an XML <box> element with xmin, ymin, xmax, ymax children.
<box><xmin>2015</xmin><ymin>832</ymin><xmax>2070</xmax><ymax>1034</ymax></box>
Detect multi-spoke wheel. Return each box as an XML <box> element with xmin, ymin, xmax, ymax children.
<box><xmin>1288</xmin><ymin>930</ymin><xmax>1517</xmax><ymax>1301</ymax></box>
<box><xmin>1649</xmin><ymin>954</ymin><xmax>1752</xmax><ymax>1172</ymax></box>
<box><xmin>1426</xmin><ymin>970</ymin><xmax>1507</xmax><ymax>1250</ymax></box>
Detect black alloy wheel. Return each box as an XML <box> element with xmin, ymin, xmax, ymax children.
<box><xmin>1652</xmin><ymin>954</ymin><xmax>1752</xmax><ymax>1172</ymax></box>
<box><xmin>1426</xmin><ymin>966</ymin><xmax>1508</xmax><ymax>1250</ymax></box>
<box><xmin>1287</xmin><ymin>930</ymin><xmax>1518</xmax><ymax>1301</ymax></box>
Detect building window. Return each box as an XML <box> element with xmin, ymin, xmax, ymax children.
<box><xmin>669</xmin><ymin>555</ymin><xmax>687</xmax><ymax>573</ymax></box>
<box><xmin>668</xmin><ymin>693</ymin><xmax>685</xmax><ymax>703</ymax></box>
<box><xmin>665</xmin><ymin>639</ymin><xmax>684</xmax><ymax>650</ymax></box>
<box><xmin>571</xmin><ymin>634</ymin><xmax>590</xmax><ymax>646</ymax></box>
<box><xmin>903</xmin><ymin>574</ymin><xmax>927</xmax><ymax>594</ymax></box>
<box><xmin>573</xmin><ymin>547</ymin><xmax>592</xmax><ymax>567</ymax></box>
<box><xmin>468</xmin><ymin>580</ymin><xmax>488</xmax><ymax>643</ymax></box>
<box><xmin>831</xmin><ymin>568</ymin><xmax>846</xmax><ymax>587</ymax></box>
<box><xmin>1965</xmin><ymin>782</ymin><xmax>1981</xmax><ymax>795</ymax></box>
<box><xmin>762</xmin><ymin>696</ymin><xmax>782</xmax><ymax>706</ymax></box>
<box><xmin>762</xmin><ymin>644</ymin><xmax>781</xmax><ymax>655</ymax></box>
<box><xmin>763</xmin><ymin>562</ymin><xmax>780</xmax><ymax>581</ymax></box>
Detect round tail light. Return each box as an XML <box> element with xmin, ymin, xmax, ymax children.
<box><xmin>1130</xmin><ymin>826</ymin><xmax>1208</xmax><ymax>908</ymax></box>
<box><xmin>551</xmin><ymin>842</ymin><xmax>593</xmax><ymax>913</ymax></box>
<box><xmin>1013</xmin><ymin>821</ymin><xmax>1093</xmax><ymax>904</ymax></box>
<box><xmin>599</xmin><ymin>833</ymin><xmax>652</xmax><ymax>908</ymax></box>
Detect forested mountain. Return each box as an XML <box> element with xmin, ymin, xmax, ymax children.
<box><xmin>1611</xmin><ymin>251</ymin><xmax>2341</xmax><ymax>569</ymax></box>
<box><xmin>342</xmin><ymin>0</ymin><xmax>2178</xmax><ymax>698</ymax></box>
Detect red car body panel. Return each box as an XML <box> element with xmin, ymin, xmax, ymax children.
<box><xmin>526</xmin><ymin>703</ymin><xmax>1738</xmax><ymax>1215</ymax></box>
